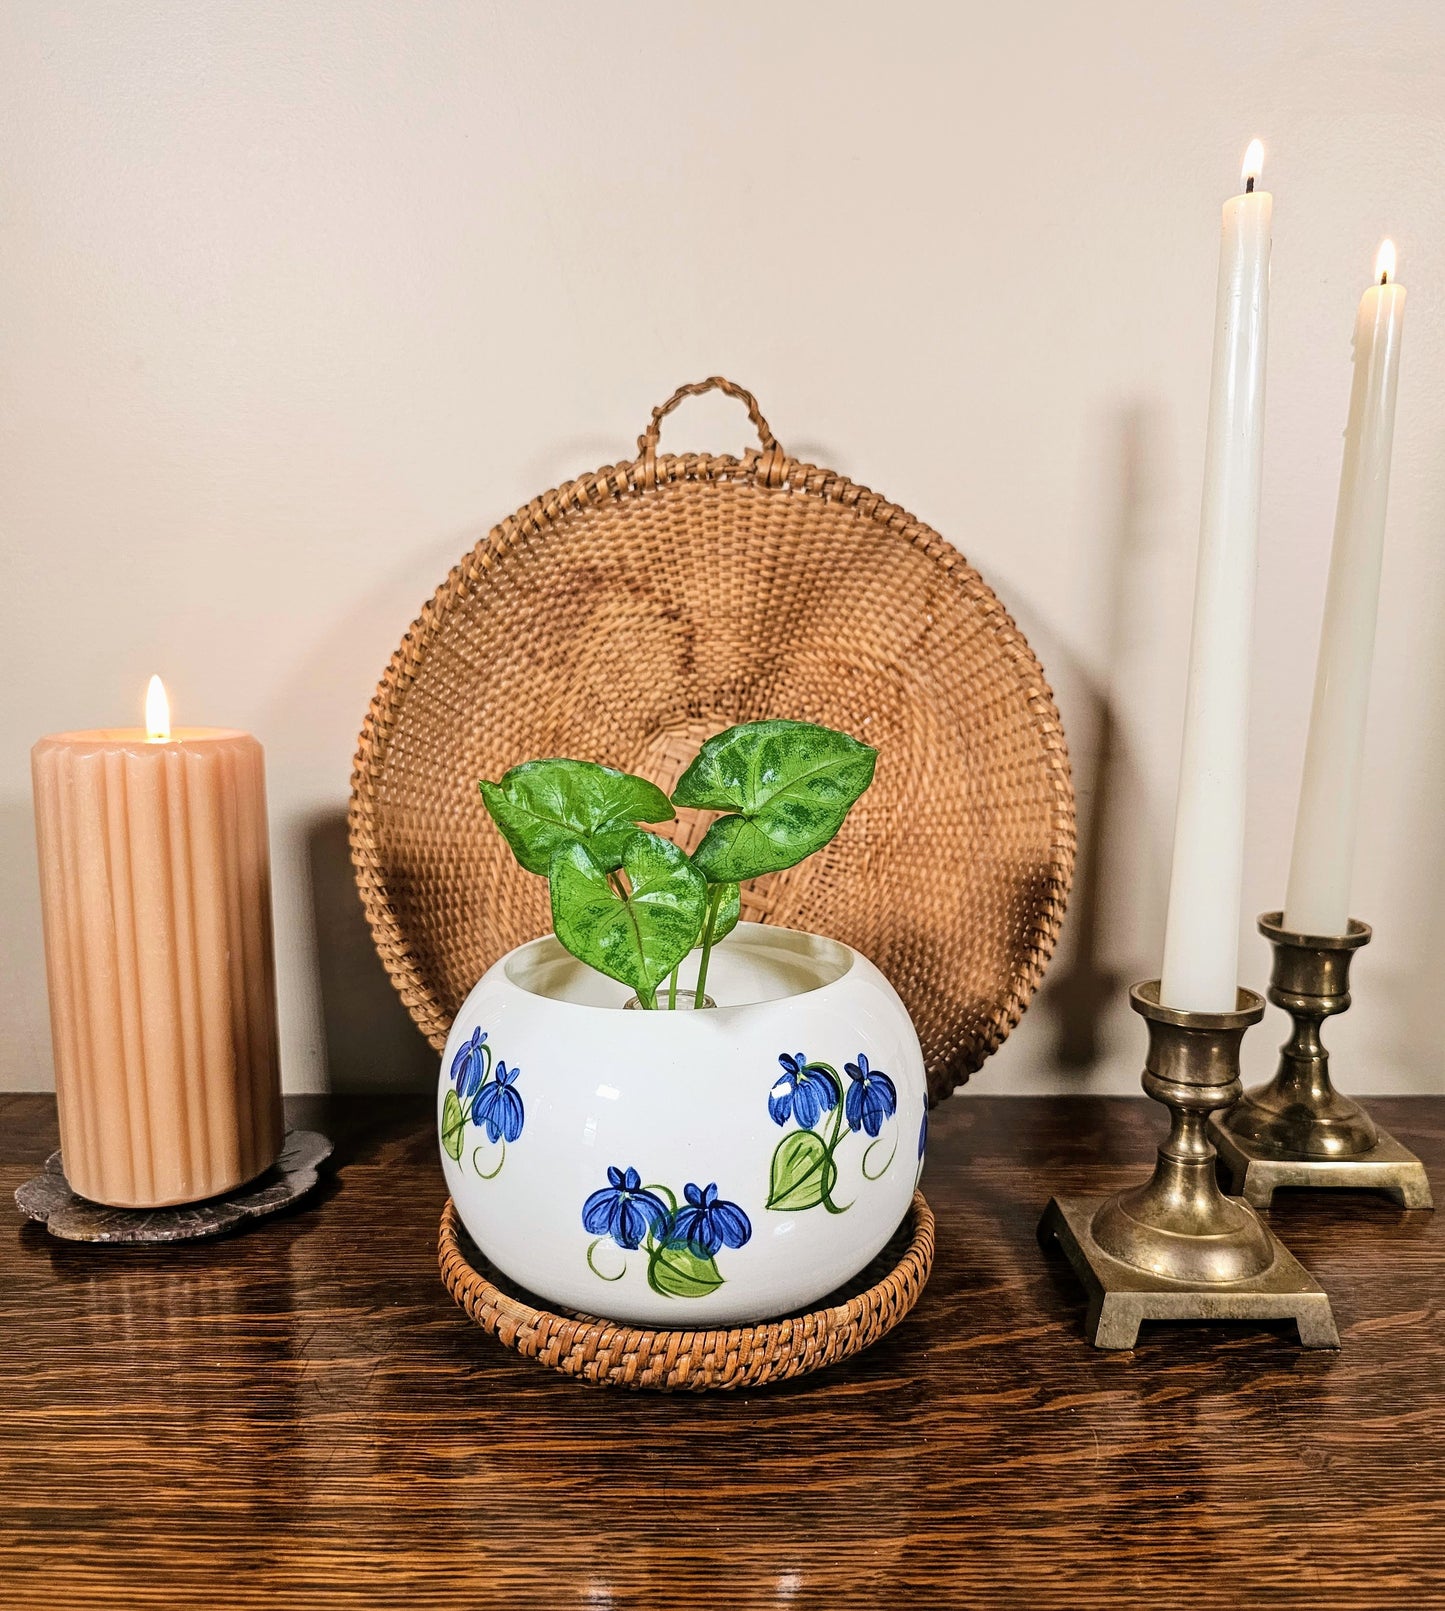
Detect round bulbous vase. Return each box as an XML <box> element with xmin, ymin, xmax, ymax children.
<box><xmin>438</xmin><ymin>923</ymin><xmax>928</xmax><ymax>1326</ymax></box>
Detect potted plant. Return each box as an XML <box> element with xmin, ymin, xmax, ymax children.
<box><xmin>438</xmin><ymin>720</ymin><xmax>928</xmax><ymax>1324</ymax></box>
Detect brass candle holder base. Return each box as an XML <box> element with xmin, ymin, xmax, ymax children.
<box><xmin>1210</xmin><ymin>913</ymin><xmax>1433</xmax><ymax>1210</ymax></box>
<box><xmin>1039</xmin><ymin>980</ymin><xmax>1339</xmax><ymax>1351</ymax></box>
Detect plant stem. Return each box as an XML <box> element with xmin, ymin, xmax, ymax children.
<box><xmin>667</xmin><ymin>964</ymin><xmax>679</xmax><ymax>1011</ymax></box>
<box><xmin>637</xmin><ymin>985</ymin><xmax>657</xmax><ymax>1010</ymax></box>
<box><xmin>692</xmin><ymin>884</ymin><xmax>726</xmax><ymax>1008</ymax></box>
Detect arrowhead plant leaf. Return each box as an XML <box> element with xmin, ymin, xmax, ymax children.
<box><xmin>673</xmin><ymin>720</ymin><xmax>877</xmax><ymax>883</ymax></box>
<box><xmin>549</xmin><ymin>831</ymin><xmax>708</xmax><ymax>1002</ymax></box>
<box><xmin>708</xmin><ymin>882</ymin><xmax>741</xmax><ymax>945</ymax></box>
<box><xmin>480</xmin><ymin>759</ymin><xmax>675</xmax><ymax>876</ymax></box>
<box><xmin>478</xmin><ymin>721</ymin><xmax>875</xmax><ymax>1006</ymax></box>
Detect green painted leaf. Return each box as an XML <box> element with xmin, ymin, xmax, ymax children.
<box><xmin>647</xmin><ymin>1240</ymin><xmax>724</xmax><ymax>1298</ymax></box>
<box><xmin>480</xmin><ymin>759</ymin><xmax>675</xmax><ymax>876</ymax></box>
<box><xmin>766</xmin><ymin>1129</ymin><xmax>839</xmax><ymax>1212</ymax></box>
<box><xmin>441</xmin><ymin>1089</ymin><xmax>465</xmax><ymax>1162</ymax></box>
<box><xmin>673</xmin><ymin>721</ymin><xmax>877</xmax><ymax>882</ymax></box>
<box><xmin>549</xmin><ymin>831</ymin><xmax>708</xmax><ymax>997</ymax></box>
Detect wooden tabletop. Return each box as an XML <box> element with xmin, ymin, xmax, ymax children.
<box><xmin>4</xmin><ymin>1092</ymin><xmax>1442</xmax><ymax>1609</ymax></box>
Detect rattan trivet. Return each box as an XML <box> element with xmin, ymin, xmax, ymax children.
<box><xmin>438</xmin><ymin>1190</ymin><xmax>935</xmax><ymax>1391</ymax></box>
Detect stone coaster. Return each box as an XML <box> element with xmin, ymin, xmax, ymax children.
<box><xmin>14</xmin><ymin>1129</ymin><xmax>333</xmax><ymax>1244</ymax></box>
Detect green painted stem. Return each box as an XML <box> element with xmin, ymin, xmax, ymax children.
<box><xmin>819</xmin><ymin>1064</ymin><xmax>847</xmax><ymax>1155</ymax></box>
<box><xmin>818</xmin><ymin>1063</ymin><xmax>851</xmax><ymax>1211</ymax></box>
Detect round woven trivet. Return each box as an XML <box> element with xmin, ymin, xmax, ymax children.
<box><xmin>352</xmin><ymin>377</ymin><xmax>1074</xmax><ymax>1105</ymax></box>
<box><xmin>438</xmin><ymin>1191</ymin><xmax>936</xmax><ymax>1391</ymax></box>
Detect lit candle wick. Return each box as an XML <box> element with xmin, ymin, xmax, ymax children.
<box><xmin>1241</xmin><ymin>137</ymin><xmax>1265</xmax><ymax>195</ymax></box>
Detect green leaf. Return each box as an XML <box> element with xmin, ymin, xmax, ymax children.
<box><xmin>480</xmin><ymin>759</ymin><xmax>675</xmax><ymax>876</ymax></box>
<box><xmin>673</xmin><ymin>721</ymin><xmax>877</xmax><ymax>882</ymax></box>
<box><xmin>441</xmin><ymin>1089</ymin><xmax>465</xmax><ymax>1162</ymax></box>
<box><xmin>766</xmin><ymin>1129</ymin><xmax>839</xmax><ymax>1212</ymax></box>
<box><xmin>647</xmin><ymin>1240</ymin><xmax>724</xmax><ymax>1298</ymax></box>
<box><xmin>705</xmin><ymin>882</ymin><xmax>741</xmax><ymax>946</ymax></box>
<box><xmin>549</xmin><ymin>831</ymin><xmax>708</xmax><ymax>996</ymax></box>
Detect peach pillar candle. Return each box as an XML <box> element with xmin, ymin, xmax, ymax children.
<box><xmin>31</xmin><ymin>678</ymin><xmax>283</xmax><ymax>1206</ymax></box>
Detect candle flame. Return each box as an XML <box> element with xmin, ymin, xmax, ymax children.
<box><xmin>1375</xmin><ymin>238</ymin><xmax>1396</xmax><ymax>285</ymax></box>
<box><xmin>1241</xmin><ymin>138</ymin><xmax>1264</xmax><ymax>189</ymax></box>
<box><xmin>145</xmin><ymin>675</ymin><xmax>171</xmax><ymax>741</ymax></box>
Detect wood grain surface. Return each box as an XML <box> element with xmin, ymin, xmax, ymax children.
<box><xmin>3</xmin><ymin>1093</ymin><xmax>1442</xmax><ymax>1610</ymax></box>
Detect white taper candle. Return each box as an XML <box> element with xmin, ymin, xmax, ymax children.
<box><xmin>1159</xmin><ymin>141</ymin><xmax>1272</xmax><ymax>1011</ymax></box>
<box><xmin>1282</xmin><ymin>243</ymin><xmax>1406</xmax><ymax>937</ymax></box>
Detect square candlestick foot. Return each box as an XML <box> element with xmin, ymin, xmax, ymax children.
<box><xmin>1038</xmin><ymin>981</ymin><xmax>1339</xmax><ymax>1352</ymax></box>
<box><xmin>1210</xmin><ymin>1116</ymin><xmax>1433</xmax><ymax>1210</ymax></box>
<box><xmin>1214</xmin><ymin>915</ymin><xmax>1434</xmax><ymax>1211</ymax></box>
<box><xmin>1038</xmin><ymin>1194</ymin><xmax>1340</xmax><ymax>1351</ymax></box>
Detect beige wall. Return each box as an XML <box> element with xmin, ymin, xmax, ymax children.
<box><xmin>3</xmin><ymin>0</ymin><xmax>1443</xmax><ymax>1097</ymax></box>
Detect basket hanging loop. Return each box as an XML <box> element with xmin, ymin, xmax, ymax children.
<box><xmin>638</xmin><ymin>376</ymin><xmax>784</xmax><ymax>487</ymax></box>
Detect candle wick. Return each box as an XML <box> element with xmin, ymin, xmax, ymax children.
<box><xmin>1244</xmin><ymin>176</ymin><xmax>1255</xmax><ymax>193</ymax></box>
<box><xmin>1380</xmin><ymin>271</ymin><xmax>1388</xmax><ymax>285</ymax></box>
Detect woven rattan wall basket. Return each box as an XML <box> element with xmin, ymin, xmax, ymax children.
<box><xmin>350</xmin><ymin>377</ymin><xmax>1074</xmax><ymax>1105</ymax></box>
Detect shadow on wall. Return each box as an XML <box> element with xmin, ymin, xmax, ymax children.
<box><xmin>258</xmin><ymin>523</ymin><xmax>479</xmax><ymax>1099</ymax></box>
<box><xmin>1383</xmin><ymin>507</ymin><xmax>1445</xmax><ymax>1090</ymax></box>
<box><xmin>0</xmin><ymin>797</ymin><xmax>53</xmax><ymax>1090</ymax></box>
<box><xmin>1003</xmin><ymin>402</ymin><xmax>1172</xmax><ymax>1082</ymax></box>
<box><xmin>304</xmin><ymin>810</ymin><xmax>436</xmax><ymax>1094</ymax></box>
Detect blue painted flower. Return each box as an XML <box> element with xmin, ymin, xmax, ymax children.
<box><xmin>768</xmin><ymin>1052</ymin><xmax>841</xmax><ymax>1130</ymax></box>
<box><xmin>844</xmin><ymin>1053</ymin><xmax>898</xmax><ymax>1138</ymax></box>
<box><xmin>666</xmin><ymin>1182</ymin><xmax>752</xmax><ymax>1258</ymax></box>
<box><xmin>918</xmin><ymin>1105</ymin><xmax>928</xmax><ymax>1159</ymax></box>
<box><xmin>450</xmin><ymin>1027</ymin><xmax>489</xmax><ymax>1100</ymax></box>
<box><xmin>472</xmin><ymin>1060</ymin><xmax>524</xmax><ymax>1143</ymax></box>
<box><xmin>582</xmin><ymin>1166</ymin><xmax>669</xmax><ymax>1250</ymax></box>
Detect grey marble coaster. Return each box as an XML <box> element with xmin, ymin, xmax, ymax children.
<box><xmin>15</xmin><ymin>1129</ymin><xmax>333</xmax><ymax>1244</ymax></box>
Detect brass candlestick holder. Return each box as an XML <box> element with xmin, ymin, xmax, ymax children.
<box><xmin>1210</xmin><ymin>913</ymin><xmax>1433</xmax><ymax>1209</ymax></box>
<box><xmin>1039</xmin><ymin>980</ymin><xmax>1339</xmax><ymax>1350</ymax></box>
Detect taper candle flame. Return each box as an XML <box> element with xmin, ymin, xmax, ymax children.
<box><xmin>145</xmin><ymin>675</ymin><xmax>171</xmax><ymax>741</ymax></box>
<box><xmin>1376</xmin><ymin>238</ymin><xmax>1396</xmax><ymax>285</ymax></box>
<box><xmin>1241</xmin><ymin>138</ymin><xmax>1264</xmax><ymax>191</ymax></box>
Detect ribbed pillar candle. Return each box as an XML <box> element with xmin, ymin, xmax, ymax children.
<box><xmin>31</xmin><ymin>725</ymin><xmax>283</xmax><ymax>1207</ymax></box>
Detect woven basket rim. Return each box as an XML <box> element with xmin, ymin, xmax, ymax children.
<box><xmin>349</xmin><ymin>432</ymin><xmax>1075</xmax><ymax>1075</ymax></box>
<box><xmin>437</xmin><ymin>1190</ymin><xmax>936</xmax><ymax>1390</ymax></box>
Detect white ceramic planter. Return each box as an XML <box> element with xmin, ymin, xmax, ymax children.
<box><xmin>438</xmin><ymin>922</ymin><xmax>927</xmax><ymax>1325</ymax></box>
